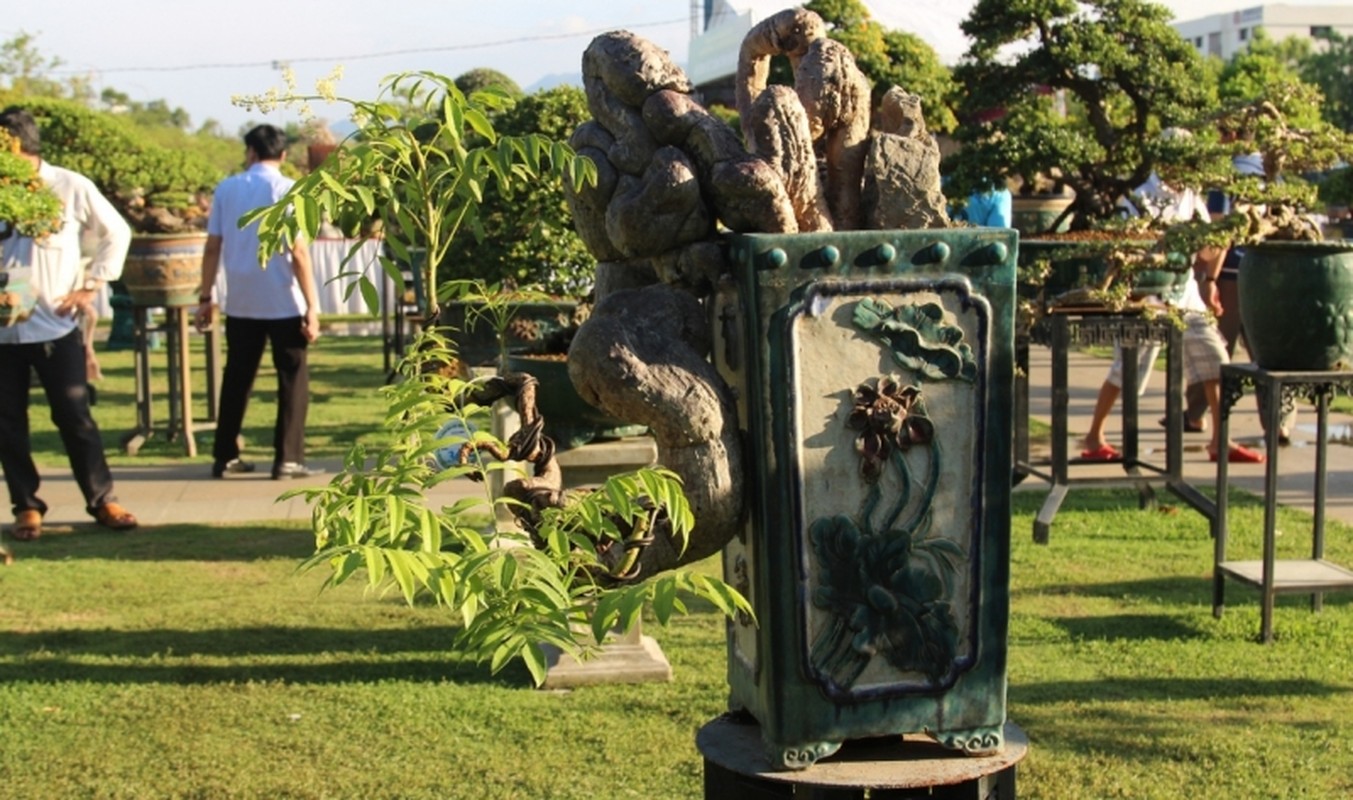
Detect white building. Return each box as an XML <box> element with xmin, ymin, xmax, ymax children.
<box><xmin>1174</xmin><ymin>3</ymin><xmax>1353</xmax><ymax>61</ymax></box>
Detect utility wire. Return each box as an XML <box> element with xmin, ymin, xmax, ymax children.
<box><xmin>51</xmin><ymin>17</ymin><xmax>689</xmax><ymax>76</ymax></box>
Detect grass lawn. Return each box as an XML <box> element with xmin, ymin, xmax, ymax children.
<box><xmin>1</xmin><ymin>487</ymin><xmax>1350</xmax><ymax>798</ymax></box>
<box><xmin>30</xmin><ymin>330</ymin><xmax>396</xmax><ymax>468</ymax></box>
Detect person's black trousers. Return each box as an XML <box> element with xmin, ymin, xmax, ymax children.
<box><xmin>213</xmin><ymin>315</ymin><xmax>311</xmax><ymax>469</ymax></box>
<box><xmin>0</xmin><ymin>328</ymin><xmax>115</xmax><ymax>516</ymax></box>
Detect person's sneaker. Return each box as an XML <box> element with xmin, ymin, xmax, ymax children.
<box><xmin>272</xmin><ymin>462</ymin><xmax>326</xmax><ymax>480</ymax></box>
<box><xmin>212</xmin><ymin>458</ymin><xmax>256</xmax><ymax>478</ymax></box>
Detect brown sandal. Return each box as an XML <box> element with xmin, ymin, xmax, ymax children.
<box><xmin>93</xmin><ymin>502</ymin><xmax>138</xmax><ymax>530</ymax></box>
<box><xmin>11</xmin><ymin>509</ymin><xmax>42</xmax><ymax>541</ymax></box>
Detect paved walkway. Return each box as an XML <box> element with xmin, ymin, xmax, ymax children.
<box><xmin>1021</xmin><ymin>344</ymin><xmax>1353</xmax><ymax>528</ymax></box>
<box><xmin>6</xmin><ymin>345</ymin><xmax>1353</xmax><ymax>536</ymax></box>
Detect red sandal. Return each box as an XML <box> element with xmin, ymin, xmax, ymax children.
<box><xmin>1209</xmin><ymin>444</ymin><xmax>1265</xmax><ymax>464</ymax></box>
<box><xmin>1078</xmin><ymin>444</ymin><xmax>1122</xmax><ymax>462</ymax></box>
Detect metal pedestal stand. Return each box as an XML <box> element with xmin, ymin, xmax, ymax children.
<box><xmin>121</xmin><ymin>304</ymin><xmax>221</xmax><ymax>457</ymax></box>
<box><xmin>697</xmin><ymin>715</ymin><xmax>1028</xmax><ymax>800</ymax></box>
<box><xmin>1015</xmin><ymin>310</ymin><xmax>1215</xmax><ymax>543</ymax></box>
<box><xmin>1214</xmin><ymin>363</ymin><xmax>1353</xmax><ymax>642</ymax></box>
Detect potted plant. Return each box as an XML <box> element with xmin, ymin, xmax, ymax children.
<box><xmin>241</xmin><ymin>69</ymin><xmax>749</xmax><ymax>681</ymax></box>
<box><xmin>0</xmin><ymin>126</ymin><xmax>63</xmax><ymax>325</ymax></box>
<box><xmin>11</xmin><ymin>96</ymin><xmax>221</xmax><ymax>306</ymax></box>
<box><xmin>1172</xmin><ymin>89</ymin><xmax>1353</xmax><ymax>371</ymax></box>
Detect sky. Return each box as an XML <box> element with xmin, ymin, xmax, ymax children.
<box><xmin>5</xmin><ymin>1</ymin><xmax>1351</xmax><ymax>135</ymax></box>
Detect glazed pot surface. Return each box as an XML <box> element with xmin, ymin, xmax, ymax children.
<box><xmin>1238</xmin><ymin>240</ymin><xmax>1353</xmax><ymax>371</ymax></box>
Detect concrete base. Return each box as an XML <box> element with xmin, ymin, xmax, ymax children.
<box><xmin>540</xmin><ymin>623</ymin><xmax>673</xmax><ymax>689</ymax></box>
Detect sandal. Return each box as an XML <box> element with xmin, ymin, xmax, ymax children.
<box><xmin>93</xmin><ymin>502</ymin><xmax>138</xmax><ymax>530</ymax></box>
<box><xmin>10</xmin><ymin>509</ymin><xmax>42</xmax><ymax>541</ymax></box>
<box><xmin>1209</xmin><ymin>444</ymin><xmax>1266</xmax><ymax>464</ymax></box>
<box><xmin>1078</xmin><ymin>443</ymin><xmax>1122</xmax><ymax>462</ymax></box>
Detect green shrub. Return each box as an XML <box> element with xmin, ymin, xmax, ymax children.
<box><xmin>10</xmin><ymin>95</ymin><xmax>221</xmax><ymax>232</ymax></box>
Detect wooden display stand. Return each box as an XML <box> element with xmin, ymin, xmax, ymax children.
<box><xmin>121</xmin><ymin>304</ymin><xmax>221</xmax><ymax>457</ymax></box>
<box><xmin>697</xmin><ymin>715</ymin><xmax>1028</xmax><ymax>800</ymax></box>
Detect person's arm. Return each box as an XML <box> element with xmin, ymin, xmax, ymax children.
<box><xmin>291</xmin><ymin>239</ymin><xmax>321</xmax><ymax>342</ymax></box>
<box><xmin>55</xmin><ymin>179</ymin><xmax>131</xmax><ymax>319</ymax></box>
<box><xmin>1194</xmin><ymin>245</ymin><xmax>1226</xmax><ymax>316</ymax></box>
<box><xmin>193</xmin><ymin>234</ymin><xmax>223</xmax><ymax>333</ymax></box>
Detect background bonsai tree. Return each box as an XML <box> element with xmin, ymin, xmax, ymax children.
<box><xmin>6</xmin><ymin>95</ymin><xmax>220</xmax><ymax>233</ymax></box>
<box><xmin>440</xmin><ymin>85</ymin><xmax>597</xmax><ymax>297</ymax></box>
<box><xmin>947</xmin><ymin>0</ymin><xmax>1217</xmax><ymax>231</ymax></box>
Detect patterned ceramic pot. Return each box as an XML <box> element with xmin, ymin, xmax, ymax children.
<box><xmin>1238</xmin><ymin>240</ymin><xmax>1353</xmax><ymax>371</ymax></box>
<box><xmin>713</xmin><ymin>228</ymin><xmax>1016</xmax><ymax>769</ymax></box>
<box><xmin>121</xmin><ymin>233</ymin><xmax>208</xmax><ymax>307</ymax></box>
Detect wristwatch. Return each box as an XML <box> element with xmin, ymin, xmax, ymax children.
<box><xmin>81</xmin><ymin>276</ymin><xmax>103</xmax><ymax>292</ymax></box>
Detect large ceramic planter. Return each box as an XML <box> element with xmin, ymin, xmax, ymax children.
<box><xmin>503</xmin><ymin>352</ymin><xmax>646</xmax><ymax>450</ymax></box>
<box><xmin>121</xmin><ymin>232</ymin><xmax>208</xmax><ymax>307</ymax></box>
<box><xmin>1238</xmin><ymin>240</ymin><xmax>1353</xmax><ymax>371</ymax></box>
<box><xmin>711</xmin><ymin>228</ymin><xmax>1016</xmax><ymax>768</ymax></box>
<box><xmin>1011</xmin><ymin>193</ymin><xmax>1074</xmax><ymax>236</ymax></box>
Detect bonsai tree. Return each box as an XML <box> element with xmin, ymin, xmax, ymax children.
<box><xmin>241</xmin><ymin>70</ymin><xmax>751</xmax><ymax>683</ymax></box>
<box><xmin>7</xmin><ymin>95</ymin><xmax>220</xmax><ymax>233</ymax></box>
<box><xmin>0</xmin><ymin>127</ymin><xmax>62</xmax><ymax>240</ymax></box>
<box><xmin>1163</xmin><ymin>34</ymin><xmax>1353</xmax><ymax>251</ymax></box>
<box><xmin>948</xmin><ymin>0</ymin><xmax>1217</xmax><ymax>231</ymax></box>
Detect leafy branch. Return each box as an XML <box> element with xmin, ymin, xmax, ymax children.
<box><xmin>237</xmin><ymin>70</ymin><xmax>597</xmax><ymax>320</ymax></box>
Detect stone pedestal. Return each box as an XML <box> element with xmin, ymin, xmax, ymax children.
<box><xmin>488</xmin><ymin>392</ymin><xmax>667</xmax><ymax>689</ymax></box>
<box><xmin>540</xmin><ymin>623</ymin><xmax>673</xmax><ymax>689</ymax></box>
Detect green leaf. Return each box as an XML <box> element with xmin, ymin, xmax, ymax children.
<box><xmin>652</xmin><ymin>577</ymin><xmax>678</xmax><ymax>624</ymax></box>
<box><xmin>520</xmin><ymin>642</ymin><xmax>547</xmax><ymax>686</ymax></box>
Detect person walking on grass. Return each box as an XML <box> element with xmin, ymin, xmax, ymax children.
<box><xmin>0</xmin><ymin>107</ymin><xmax>138</xmax><ymax>540</ymax></box>
<box><xmin>194</xmin><ymin>124</ymin><xmax>324</xmax><ymax>480</ymax></box>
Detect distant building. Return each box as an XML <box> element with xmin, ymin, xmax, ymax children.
<box><xmin>1173</xmin><ymin>3</ymin><xmax>1353</xmax><ymax>61</ymax></box>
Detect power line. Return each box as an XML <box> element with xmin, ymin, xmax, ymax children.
<box><xmin>51</xmin><ymin>17</ymin><xmax>688</xmax><ymax>76</ymax></box>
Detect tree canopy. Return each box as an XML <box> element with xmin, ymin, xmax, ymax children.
<box><xmin>949</xmin><ymin>0</ymin><xmax>1217</xmax><ymax>226</ymax></box>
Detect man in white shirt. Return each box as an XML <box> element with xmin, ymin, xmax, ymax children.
<box><xmin>194</xmin><ymin>124</ymin><xmax>322</xmax><ymax>480</ymax></box>
<box><xmin>0</xmin><ymin>107</ymin><xmax>138</xmax><ymax>540</ymax></box>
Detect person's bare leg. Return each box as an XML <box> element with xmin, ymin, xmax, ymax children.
<box><xmin>1081</xmin><ymin>380</ymin><xmax>1121</xmax><ymax>452</ymax></box>
<box><xmin>1205</xmin><ymin>378</ymin><xmax>1222</xmax><ymax>458</ymax></box>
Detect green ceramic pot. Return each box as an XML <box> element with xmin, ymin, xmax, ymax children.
<box><xmin>1238</xmin><ymin>240</ymin><xmax>1353</xmax><ymax>371</ymax></box>
<box><xmin>1010</xmin><ymin>193</ymin><xmax>1073</xmax><ymax>236</ymax></box>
